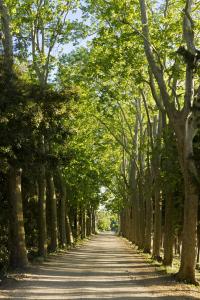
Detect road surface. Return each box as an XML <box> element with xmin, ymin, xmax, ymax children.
<box><xmin>0</xmin><ymin>232</ymin><xmax>199</xmax><ymax>299</ymax></box>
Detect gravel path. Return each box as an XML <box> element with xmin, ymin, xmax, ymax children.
<box><xmin>0</xmin><ymin>232</ymin><xmax>200</xmax><ymax>299</ymax></box>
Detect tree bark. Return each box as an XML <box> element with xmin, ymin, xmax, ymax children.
<box><xmin>66</xmin><ymin>213</ymin><xmax>74</xmax><ymax>246</ymax></box>
<box><xmin>47</xmin><ymin>171</ymin><xmax>58</xmax><ymax>251</ymax></box>
<box><xmin>37</xmin><ymin>166</ymin><xmax>47</xmax><ymax>257</ymax></box>
<box><xmin>80</xmin><ymin>208</ymin><xmax>86</xmax><ymax>239</ymax></box>
<box><xmin>59</xmin><ymin>171</ymin><xmax>67</xmax><ymax>247</ymax></box>
<box><xmin>8</xmin><ymin>166</ymin><xmax>28</xmax><ymax>268</ymax></box>
<box><xmin>144</xmin><ymin>194</ymin><xmax>152</xmax><ymax>253</ymax></box>
<box><xmin>163</xmin><ymin>193</ymin><xmax>174</xmax><ymax>266</ymax></box>
<box><xmin>120</xmin><ymin>210</ymin><xmax>125</xmax><ymax>236</ymax></box>
<box><xmin>152</xmin><ymin>115</ymin><xmax>162</xmax><ymax>261</ymax></box>
<box><xmin>129</xmin><ymin>205</ymin><xmax>135</xmax><ymax>243</ymax></box>
<box><xmin>138</xmin><ymin>182</ymin><xmax>145</xmax><ymax>249</ymax></box>
<box><xmin>197</xmin><ymin>223</ymin><xmax>200</xmax><ymax>266</ymax></box>
<box><xmin>86</xmin><ymin>209</ymin><xmax>92</xmax><ymax>236</ymax></box>
<box><xmin>73</xmin><ymin>207</ymin><xmax>80</xmax><ymax>239</ymax></box>
<box><xmin>0</xmin><ymin>0</ymin><xmax>13</xmax><ymax>74</ymax></box>
<box><xmin>176</xmin><ymin>170</ymin><xmax>198</xmax><ymax>283</ymax></box>
<box><xmin>152</xmin><ymin>188</ymin><xmax>162</xmax><ymax>260</ymax></box>
<box><xmin>134</xmin><ymin>192</ymin><xmax>140</xmax><ymax>246</ymax></box>
<box><xmin>37</xmin><ymin>136</ymin><xmax>47</xmax><ymax>257</ymax></box>
<box><xmin>175</xmin><ymin>117</ymin><xmax>199</xmax><ymax>283</ymax></box>
<box><xmin>91</xmin><ymin>208</ymin><xmax>96</xmax><ymax>234</ymax></box>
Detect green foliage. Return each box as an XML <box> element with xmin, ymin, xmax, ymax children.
<box><xmin>97</xmin><ymin>210</ymin><xmax>118</xmax><ymax>232</ymax></box>
<box><xmin>1</xmin><ymin>0</ymin><xmax>200</xmax><ymax>278</ymax></box>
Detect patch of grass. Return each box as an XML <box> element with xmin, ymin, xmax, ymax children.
<box><xmin>124</xmin><ymin>237</ymin><xmax>200</xmax><ymax>286</ymax></box>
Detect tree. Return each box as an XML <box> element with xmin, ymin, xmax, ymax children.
<box><xmin>139</xmin><ymin>0</ymin><xmax>200</xmax><ymax>284</ymax></box>
<box><xmin>0</xmin><ymin>0</ymin><xmax>28</xmax><ymax>268</ymax></box>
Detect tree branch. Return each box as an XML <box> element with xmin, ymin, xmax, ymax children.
<box><xmin>140</xmin><ymin>90</ymin><xmax>154</xmax><ymax>151</ymax></box>
<box><xmin>182</xmin><ymin>0</ymin><xmax>195</xmax><ymax>113</ymax></box>
<box><xmin>139</xmin><ymin>0</ymin><xmax>174</xmax><ymax>117</ymax></box>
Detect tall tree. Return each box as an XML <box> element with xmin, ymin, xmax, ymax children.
<box><xmin>139</xmin><ymin>0</ymin><xmax>200</xmax><ymax>283</ymax></box>
<box><xmin>0</xmin><ymin>0</ymin><xmax>28</xmax><ymax>268</ymax></box>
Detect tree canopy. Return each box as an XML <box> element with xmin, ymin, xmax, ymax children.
<box><xmin>0</xmin><ymin>0</ymin><xmax>200</xmax><ymax>285</ymax></box>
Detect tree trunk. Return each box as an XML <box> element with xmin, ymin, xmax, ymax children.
<box><xmin>126</xmin><ymin>207</ymin><xmax>131</xmax><ymax>241</ymax></box>
<box><xmin>1</xmin><ymin>0</ymin><xmax>28</xmax><ymax>268</ymax></box>
<box><xmin>163</xmin><ymin>193</ymin><xmax>174</xmax><ymax>266</ymax></box>
<box><xmin>144</xmin><ymin>195</ymin><xmax>152</xmax><ymax>253</ymax></box>
<box><xmin>73</xmin><ymin>209</ymin><xmax>78</xmax><ymax>238</ymax></box>
<box><xmin>8</xmin><ymin>166</ymin><xmax>28</xmax><ymax>268</ymax></box>
<box><xmin>81</xmin><ymin>208</ymin><xmax>86</xmax><ymax>239</ymax></box>
<box><xmin>0</xmin><ymin>0</ymin><xmax>13</xmax><ymax>74</ymax></box>
<box><xmin>138</xmin><ymin>184</ymin><xmax>145</xmax><ymax>249</ymax></box>
<box><xmin>177</xmin><ymin>232</ymin><xmax>182</xmax><ymax>256</ymax></box>
<box><xmin>120</xmin><ymin>210</ymin><xmax>124</xmax><ymax>236</ymax></box>
<box><xmin>134</xmin><ymin>191</ymin><xmax>140</xmax><ymax>246</ymax></box>
<box><xmin>129</xmin><ymin>205</ymin><xmax>135</xmax><ymax>243</ymax></box>
<box><xmin>176</xmin><ymin>170</ymin><xmax>198</xmax><ymax>283</ymax></box>
<box><xmin>86</xmin><ymin>209</ymin><xmax>92</xmax><ymax>236</ymax></box>
<box><xmin>197</xmin><ymin>223</ymin><xmax>200</xmax><ymax>266</ymax></box>
<box><xmin>151</xmin><ymin>115</ymin><xmax>162</xmax><ymax>260</ymax></box>
<box><xmin>91</xmin><ymin>208</ymin><xmax>96</xmax><ymax>234</ymax></box>
<box><xmin>66</xmin><ymin>213</ymin><xmax>74</xmax><ymax>246</ymax></box>
<box><xmin>59</xmin><ymin>172</ymin><xmax>67</xmax><ymax>247</ymax></box>
<box><xmin>152</xmin><ymin>187</ymin><xmax>162</xmax><ymax>261</ymax></box>
<box><xmin>37</xmin><ymin>166</ymin><xmax>47</xmax><ymax>257</ymax></box>
<box><xmin>73</xmin><ymin>207</ymin><xmax>81</xmax><ymax>239</ymax></box>
<box><xmin>47</xmin><ymin>171</ymin><xmax>58</xmax><ymax>251</ymax></box>
<box><xmin>175</xmin><ymin>114</ymin><xmax>199</xmax><ymax>284</ymax></box>
<box><xmin>139</xmin><ymin>0</ymin><xmax>199</xmax><ymax>283</ymax></box>
<box><xmin>78</xmin><ymin>207</ymin><xmax>86</xmax><ymax>239</ymax></box>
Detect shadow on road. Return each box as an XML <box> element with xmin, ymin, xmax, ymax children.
<box><xmin>0</xmin><ymin>233</ymin><xmax>199</xmax><ymax>299</ymax></box>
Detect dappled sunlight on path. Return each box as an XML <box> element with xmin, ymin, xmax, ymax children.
<box><xmin>0</xmin><ymin>232</ymin><xmax>199</xmax><ymax>299</ymax></box>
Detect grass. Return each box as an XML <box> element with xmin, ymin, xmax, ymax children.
<box><xmin>122</xmin><ymin>237</ymin><xmax>200</xmax><ymax>285</ymax></box>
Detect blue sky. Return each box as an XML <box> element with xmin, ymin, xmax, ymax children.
<box><xmin>53</xmin><ymin>6</ymin><xmax>92</xmax><ymax>56</ymax></box>
<box><xmin>58</xmin><ymin>0</ymin><xmax>165</xmax><ymax>56</ymax></box>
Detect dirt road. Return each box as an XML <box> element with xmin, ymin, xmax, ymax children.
<box><xmin>0</xmin><ymin>232</ymin><xmax>200</xmax><ymax>299</ymax></box>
